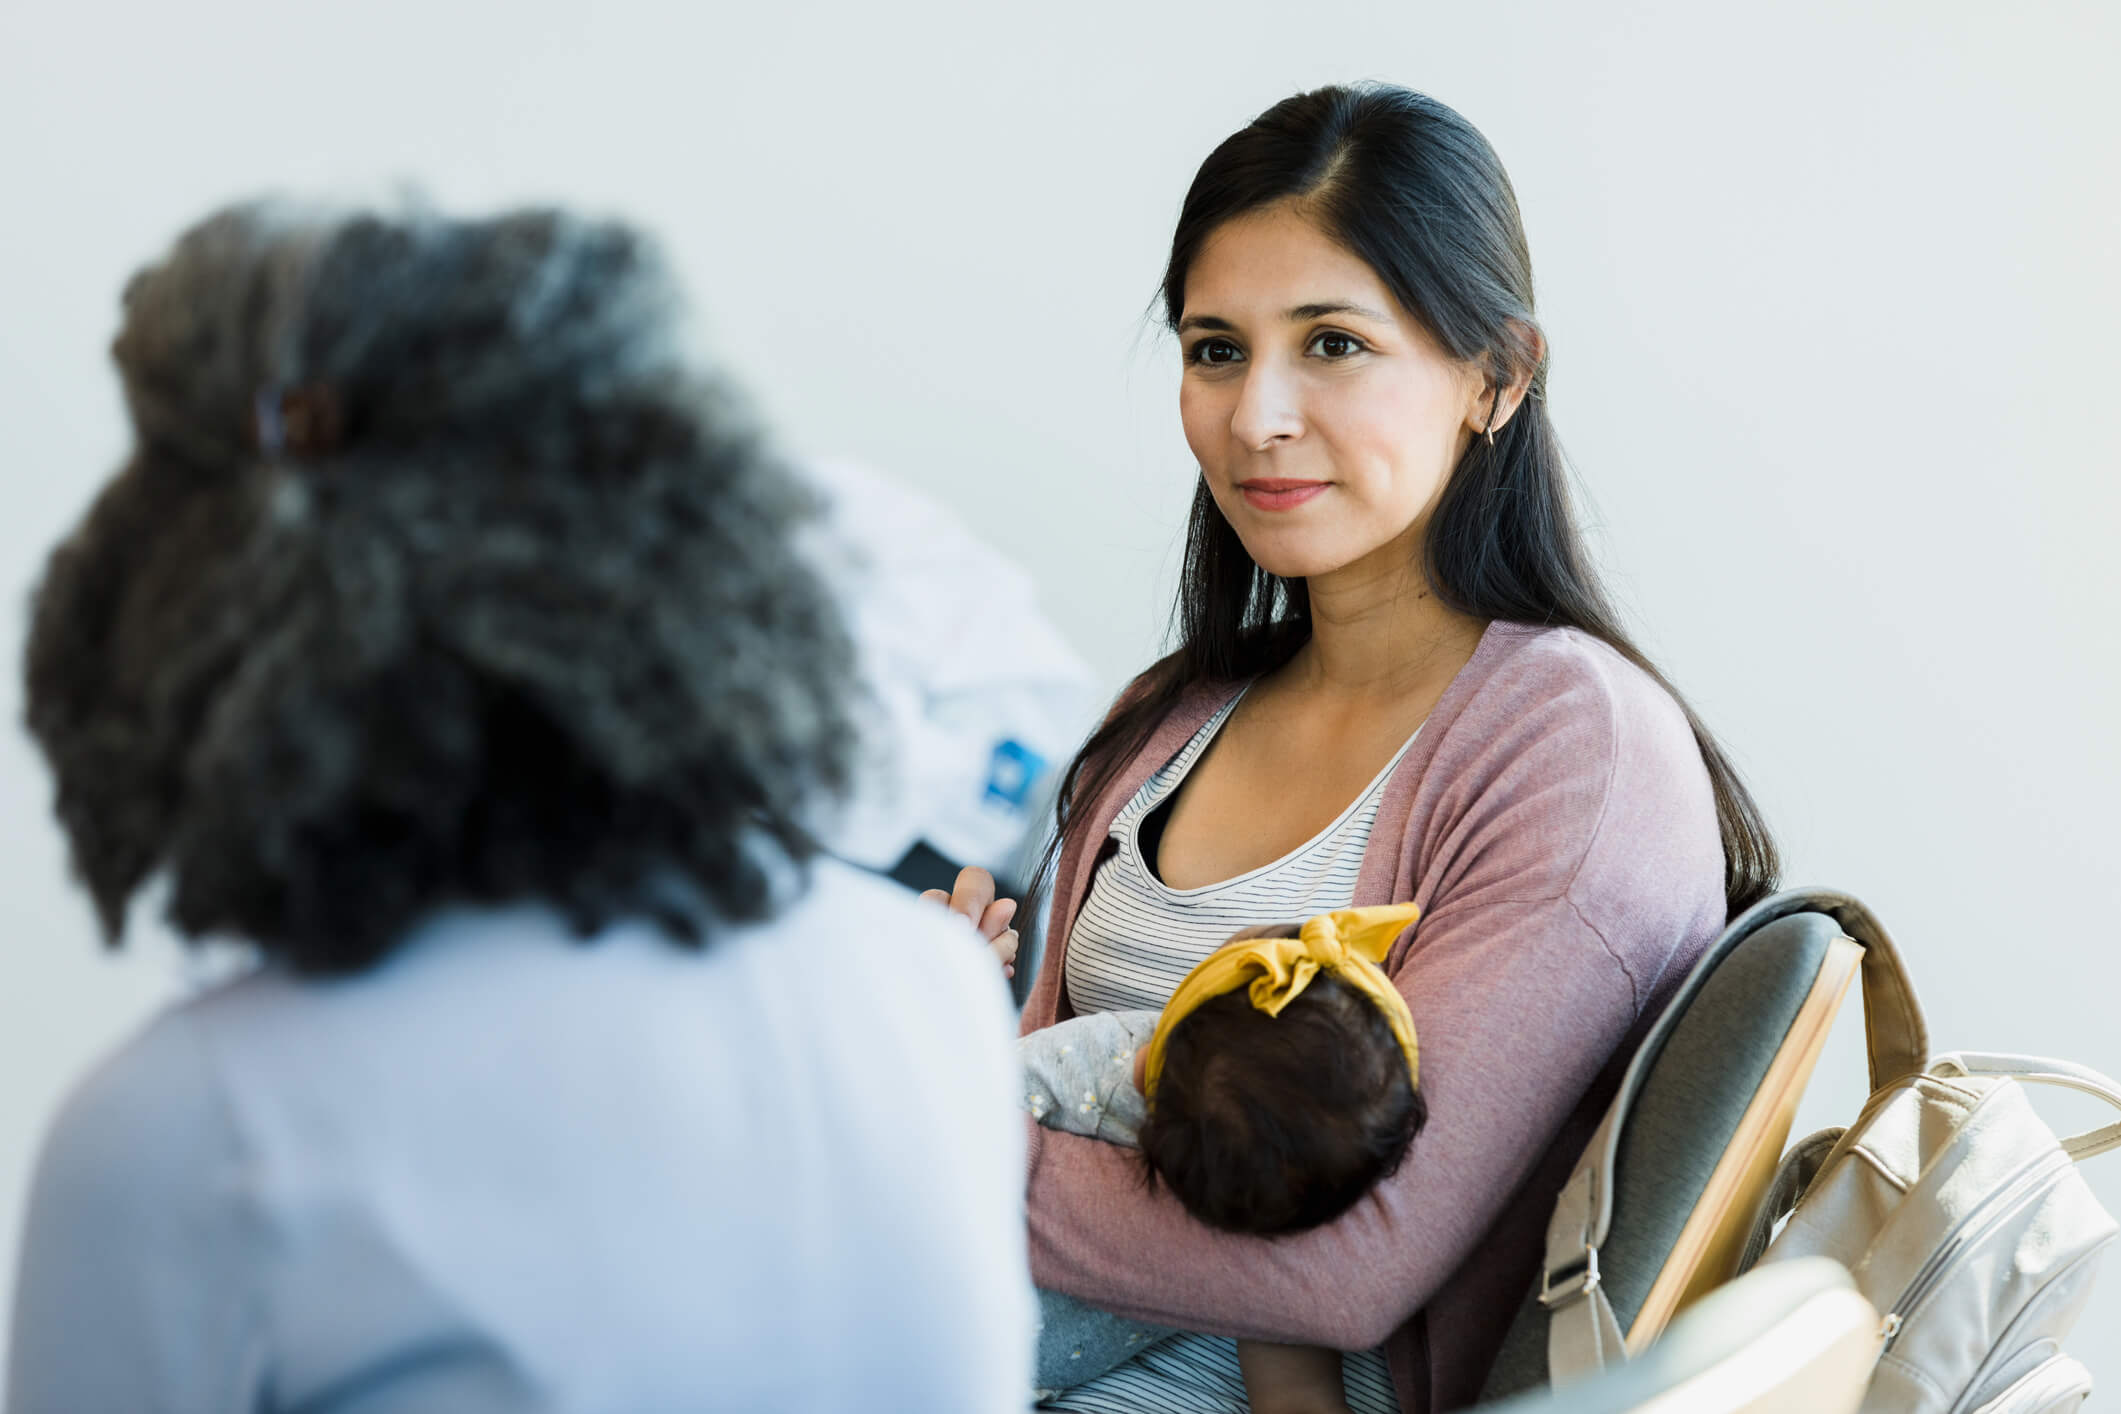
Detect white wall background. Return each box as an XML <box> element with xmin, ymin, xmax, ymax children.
<box><xmin>2</xmin><ymin>0</ymin><xmax>2116</xmax><ymax>1385</ymax></box>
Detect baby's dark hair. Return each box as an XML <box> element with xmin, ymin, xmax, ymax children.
<box><xmin>1136</xmin><ymin>973</ymin><xmax>1425</xmax><ymax>1236</ymax></box>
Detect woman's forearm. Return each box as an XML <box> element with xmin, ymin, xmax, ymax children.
<box><xmin>1025</xmin><ymin>1117</ymin><xmax>1411</xmax><ymax>1349</ymax></box>
<box><xmin>1026</xmin><ymin>896</ymin><xmax>1643</xmax><ymax>1351</ymax></box>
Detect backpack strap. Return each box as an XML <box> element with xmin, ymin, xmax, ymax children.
<box><xmin>1811</xmin><ymin>892</ymin><xmax>1928</xmax><ymax>1091</ymax></box>
<box><xmin>1540</xmin><ymin>1103</ymin><xmax>1628</xmax><ymax>1384</ymax></box>
<box><xmin>1929</xmin><ymin>1051</ymin><xmax>2121</xmax><ymax>1161</ymax></box>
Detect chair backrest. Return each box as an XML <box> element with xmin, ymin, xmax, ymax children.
<box><xmin>1480</xmin><ymin>889</ymin><xmax>1894</xmax><ymax>1399</ymax></box>
<box><xmin>1475</xmin><ymin>1257</ymin><xmax>1880</xmax><ymax>1414</ymax></box>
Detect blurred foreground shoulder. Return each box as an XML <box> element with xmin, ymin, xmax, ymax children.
<box><xmin>9</xmin><ymin>1003</ymin><xmax>264</xmax><ymax>1411</ymax></box>
<box><xmin>800</xmin><ymin>856</ymin><xmax>1021</xmax><ymax>995</ymax></box>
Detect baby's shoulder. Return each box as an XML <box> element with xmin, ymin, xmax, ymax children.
<box><xmin>1019</xmin><ymin>1007</ymin><xmax>1157</xmax><ymax>1059</ymax></box>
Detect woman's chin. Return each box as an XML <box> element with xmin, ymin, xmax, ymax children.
<box><xmin>1234</xmin><ymin>537</ymin><xmax>1353</xmax><ymax>583</ymax></box>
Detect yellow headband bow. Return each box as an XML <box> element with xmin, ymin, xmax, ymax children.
<box><xmin>1141</xmin><ymin>903</ymin><xmax>1422</xmax><ymax>1103</ymax></box>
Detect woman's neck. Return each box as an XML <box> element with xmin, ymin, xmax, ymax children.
<box><xmin>1282</xmin><ymin>539</ymin><xmax>1487</xmax><ymax>706</ymax></box>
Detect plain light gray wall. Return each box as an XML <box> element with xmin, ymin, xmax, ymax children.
<box><xmin>3</xmin><ymin>0</ymin><xmax>2116</xmax><ymax>1379</ymax></box>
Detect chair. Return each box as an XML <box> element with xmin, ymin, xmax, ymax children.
<box><xmin>1477</xmin><ymin>1257</ymin><xmax>1881</xmax><ymax>1414</ymax></box>
<box><xmin>1479</xmin><ymin>889</ymin><xmax>1918</xmax><ymax>1399</ymax></box>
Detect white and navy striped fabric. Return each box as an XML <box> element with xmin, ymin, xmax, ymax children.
<box><xmin>1044</xmin><ymin>689</ymin><xmax>1420</xmax><ymax>1414</ymax></box>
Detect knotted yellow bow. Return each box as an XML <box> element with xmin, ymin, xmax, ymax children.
<box><xmin>1141</xmin><ymin>903</ymin><xmax>1422</xmax><ymax>1103</ymax></box>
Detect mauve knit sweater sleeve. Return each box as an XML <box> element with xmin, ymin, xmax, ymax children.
<box><xmin>1019</xmin><ymin>624</ymin><xmax>1727</xmax><ymax>1381</ymax></box>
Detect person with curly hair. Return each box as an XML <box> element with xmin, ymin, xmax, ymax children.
<box><xmin>7</xmin><ymin>201</ymin><xmax>1033</xmax><ymax>1411</ymax></box>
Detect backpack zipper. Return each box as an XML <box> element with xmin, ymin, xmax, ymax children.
<box><xmin>1878</xmin><ymin>1149</ymin><xmax>2073</xmax><ymax>1353</ymax></box>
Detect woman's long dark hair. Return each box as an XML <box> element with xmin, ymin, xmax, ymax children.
<box><xmin>1038</xmin><ymin>84</ymin><xmax>1776</xmax><ymax>922</ymax></box>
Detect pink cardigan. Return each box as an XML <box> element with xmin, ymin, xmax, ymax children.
<box><xmin>1020</xmin><ymin>620</ymin><xmax>1729</xmax><ymax>1413</ymax></box>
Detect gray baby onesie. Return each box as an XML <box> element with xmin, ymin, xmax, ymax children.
<box><xmin>1019</xmin><ymin>1010</ymin><xmax>1179</xmax><ymax>1396</ymax></box>
<box><xmin>1021</xmin><ymin>1008</ymin><xmax>1155</xmax><ymax>1145</ymax></box>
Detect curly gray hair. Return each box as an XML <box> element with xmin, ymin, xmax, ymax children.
<box><xmin>25</xmin><ymin>201</ymin><xmax>858</xmax><ymax>974</ymax></box>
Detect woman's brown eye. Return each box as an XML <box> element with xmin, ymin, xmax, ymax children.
<box><xmin>1315</xmin><ymin>333</ymin><xmax>1358</xmax><ymax>357</ymax></box>
<box><xmin>1201</xmin><ymin>340</ymin><xmax>1239</xmax><ymax>364</ymax></box>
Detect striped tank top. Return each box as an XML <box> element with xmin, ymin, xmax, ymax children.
<box><xmin>1045</xmin><ymin>687</ymin><xmax>1420</xmax><ymax>1414</ymax></box>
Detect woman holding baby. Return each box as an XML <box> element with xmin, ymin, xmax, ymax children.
<box><xmin>934</xmin><ymin>83</ymin><xmax>1776</xmax><ymax>1413</ymax></box>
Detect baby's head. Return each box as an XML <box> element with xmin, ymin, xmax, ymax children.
<box><xmin>1136</xmin><ymin>916</ymin><xmax>1427</xmax><ymax>1237</ymax></box>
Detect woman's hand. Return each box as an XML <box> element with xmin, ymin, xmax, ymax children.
<box><xmin>1235</xmin><ymin>1341</ymin><xmax>1354</xmax><ymax>1414</ymax></box>
<box><xmin>921</xmin><ymin>866</ymin><xmax>1020</xmax><ymax>980</ymax></box>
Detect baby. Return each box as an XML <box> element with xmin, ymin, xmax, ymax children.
<box><xmin>1024</xmin><ymin>904</ymin><xmax>1427</xmax><ymax>1414</ymax></box>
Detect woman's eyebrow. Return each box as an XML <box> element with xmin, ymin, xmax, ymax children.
<box><xmin>1287</xmin><ymin>300</ymin><xmax>1390</xmax><ymax>322</ymax></box>
<box><xmin>1177</xmin><ymin>302</ymin><xmax>1388</xmax><ymax>334</ymax></box>
<box><xmin>1176</xmin><ymin>314</ymin><xmax>1235</xmax><ymax>335</ymax></box>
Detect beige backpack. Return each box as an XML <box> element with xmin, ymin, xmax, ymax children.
<box><xmin>1747</xmin><ymin>915</ymin><xmax>2121</xmax><ymax>1413</ymax></box>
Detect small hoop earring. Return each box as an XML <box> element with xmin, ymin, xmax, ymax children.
<box><xmin>1484</xmin><ymin>422</ymin><xmax>1496</xmax><ymax>448</ymax></box>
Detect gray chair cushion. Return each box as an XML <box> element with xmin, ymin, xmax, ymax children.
<box><xmin>1478</xmin><ymin>910</ymin><xmax>1842</xmax><ymax>1399</ymax></box>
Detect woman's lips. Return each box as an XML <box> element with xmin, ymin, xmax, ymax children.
<box><xmin>1238</xmin><ymin>479</ymin><xmax>1329</xmax><ymax>511</ymax></box>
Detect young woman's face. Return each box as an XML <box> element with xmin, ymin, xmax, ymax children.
<box><xmin>1178</xmin><ymin>201</ymin><xmax>1486</xmax><ymax>584</ymax></box>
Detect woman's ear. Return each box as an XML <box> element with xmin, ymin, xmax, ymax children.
<box><xmin>1471</xmin><ymin>320</ymin><xmax>1548</xmax><ymax>438</ymax></box>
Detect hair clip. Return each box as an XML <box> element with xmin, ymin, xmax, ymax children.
<box><xmin>252</xmin><ymin>384</ymin><xmax>345</xmax><ymax>458</ymax></box>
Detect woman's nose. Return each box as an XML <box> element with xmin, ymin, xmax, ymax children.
<box><xmin>1228</xmin><ymin>365</ymin><xmax>1304</xmax><ymax>451</ymax></box>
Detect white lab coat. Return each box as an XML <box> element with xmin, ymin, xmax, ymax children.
<box><xmin>797</xmin><ymin>458</ymin><xmax>1098</xmax><ymax>884</ymax></box>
